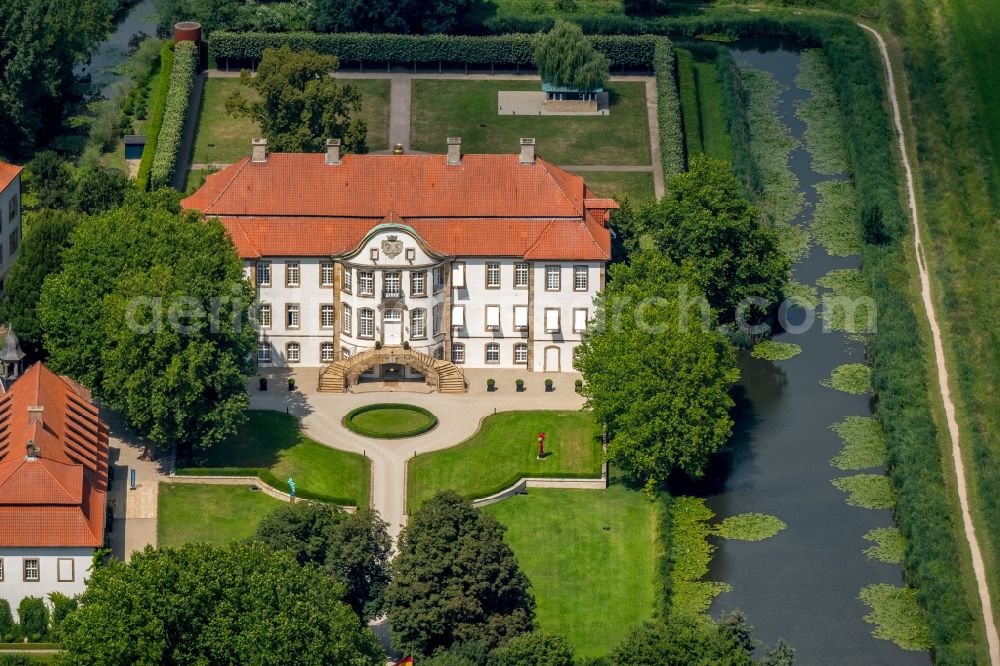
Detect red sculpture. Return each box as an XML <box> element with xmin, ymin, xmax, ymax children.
<box><xmin>538</xmin><ymin>432</ymin><xmax>546</xmax><ymax>459</ymax></box>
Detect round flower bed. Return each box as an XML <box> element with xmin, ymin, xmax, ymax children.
<box><xmin>343</xmin><ymin>403</ymin><xmax>438</xmax><ymax>439</ymax></box>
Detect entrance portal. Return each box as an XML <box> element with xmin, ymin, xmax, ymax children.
<box><xmin>383</xmin><ymin>309</ymin><xmax>402</xmax><ymax>345</ymax></box>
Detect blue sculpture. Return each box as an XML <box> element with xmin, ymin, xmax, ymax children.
<box><xmin>288</xmin><ymin>477</ymin><xmax>296</xmax><ymax>497</ymax></box>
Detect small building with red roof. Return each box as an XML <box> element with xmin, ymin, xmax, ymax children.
<box><xmin>0</xmin><ymin>160</ymin><xmax>23</xmax><ymax>294</ymax></box>
<box><xmin>0</xmin><ymin>363</ymin><xmax>109</xmax><ymax>617</ymax></box>
<box><xmin>181</xmin><ymin>138</ymin><xmax>616</xmax><ymax>390</ymax></box>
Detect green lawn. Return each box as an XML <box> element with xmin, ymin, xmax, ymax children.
<box><xmin>694</xmin><ymin>60</ymin><xmax>733</xmax><ymax>162</ymax></box>
<box><xmin>410</xmin><ymin>80</ymin><xmax>651</xmax><ymax>165</ymax></box>
<box><xmin>573</xmin><ymin>170</ymin><xmax>655</xmax><ymax>203</ymax></box>
<box><xmin>183</xmin><ymin>167</ymin><xmax>216</xmax><ymax>194</ymax></box>
<box><xmin>179</xmin><ymin>410</ymin><xmax>370</xmax><ymax>507</ymax></box>
<box><xmin>407</xmin><ymin>410</ymin><xmax>602</xmax><ymax>509</ymax></box>
<box><xmin>157</xmin><ymin>483</ymin><xmax>284</xmax><ymax>547</ymax></box>
<box><xmin>191</xmin><ymin>77</ymin><xmax>391</xmax><ymax>164</ymax></box>
<box><xmin>484</xmin><ymin>486</ymin><xmax>659</xmax><ymax>658</ymax></box>
<box><xmin>345</xmin><ymin>404</ymin><xmax>437</xmax><ymax>438</ymax></box>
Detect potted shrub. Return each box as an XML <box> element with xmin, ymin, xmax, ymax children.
<box><xmin>259</xmin><ymin>376</ymin><xmax>268</xmax><ymax>391</ymax></box>
<box><xmin>487</xmin><ymin>378</ymin><xmax>496</xmax><ymax>392</ymax></box>
<box><xmin>375</xmin><ymin>341</ymin><xmax>382</xmax><ymax>350</ymax></box>
<box><xmin>288</xmin><ymin>377</ymin><xmax>296</xmax><ymax>391</ymax></box>
<box><xmin>516</xmin><ymin>378</ymin><xmax>525</xmax><ymax>392</ymax></box>
<box><xmin>545</xmin><ymin>378</ymin><xmax>554</xmax><ymax>392</ymax></box>
<box><xmin>575</xmin><ymin>379</ymin><xmax>583</xmax><ymax>393</ymax></box>
<box><xmin>403</xmin><ymin>341</ymin><xmax>410</xmax><ymax>350</ymax></box>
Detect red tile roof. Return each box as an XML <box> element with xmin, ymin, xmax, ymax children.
<box><xmin>182</xmin><ymin>152</ymin><xmax>614</xmax><ymax>261</ymax></box>
<box><xmin>0</xmin><ymin>161</ymin><xmax>22</xmax><ymax>193</ymax></box>
<box><xmin>0</xmin><ymin>363</ymin><xmax>109</xmax><ymax>548</ymax></box>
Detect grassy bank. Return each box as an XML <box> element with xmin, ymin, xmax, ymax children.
<box><xmin>158</xmin><ymin>483</ymin><xmax>284</xmax><ymax>547</ymax></box>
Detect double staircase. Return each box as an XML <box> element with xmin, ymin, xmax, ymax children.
<box><xmin>318</xmin><ymin>346</ymin><xmax>466</xmax><ymax>393</ymax></box>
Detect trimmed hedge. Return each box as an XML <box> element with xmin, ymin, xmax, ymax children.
<box><xmin>343</xmin><ymin>403</ymin><xmax>438</xmax><ymax>439</ymax></box>
<box><xmin>135</xmin><ymin>43</ymin><xmax>173</xmax><ymax>191</ymax></box>
<box><xmin>209</xmin><ymin>31</ymin><xmax>657</xmax><ymax>68</ymax></box>
<box><xmin>173</xmin><ymin>468</ymin><xmax>360</xmax><ymax>506</ymax></box>
<box><xmin>653</xmin><ymin>37</ymin><xmax>684</xmax><ymax>177</ymax></box>
<box><xmin>150</xmin><ymin>40</ymin><xmax>198</xmax><ymax>189</ymax></box>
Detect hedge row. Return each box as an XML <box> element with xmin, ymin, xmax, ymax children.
<box><xmin>208</xmin><ymin>31</ymin><xmax>657</xmax><ymax>68</ymax></box>
<box><xmin>664</xmin><ymin>11</ymin><xmax>980</xmax><ymax>662</ymax></box>
<box><xmin>173</xmin><ymin>468</ymin><xmax>361</xmax><ymax>507</ymax></box>
<box><xmin>135</xmin><ymin>43</ymin><xmax>174</xmax><ymax>191</ymax></box>
<box><xmin>150</xmin><ymin>40</ymin><xmax>198</xmax><ymax>189</ymax></box>
<box><xmin>715</xmin><ymin>47</ymin><xmax>765</xmax><ymax>206</ymax></box>
<box><xmin>652</xmin><ymin>38</ymin><xmax>685</xmax><ymax>177</ymax></box>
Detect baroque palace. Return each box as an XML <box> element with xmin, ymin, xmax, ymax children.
<box><xmin>182</xmin><ymin>137</ymin><xmax>615</xmax><ymax>391</ymax></box>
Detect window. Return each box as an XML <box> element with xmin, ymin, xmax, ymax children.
<box><xmin>321</xmin><ymin>304</ymin><xmax>335</xmax><ymax>328</ymax></box>
<box><xmin>286</xmin><ymin>261</ymin><xmax>300</xmax><ymax>287</ymax></box>
<box><xmin>514</xmin><ymin>305</ymin><xmax>528</xmax><ymax>331</ymax></box>
<box><xmin>286</xmin><ymin>304</ymin><xmax>300</xmax><ymax>329</ymax></box>
<box><xmin>342</xmin><ymin>304</ymin><xmax>353</xmax><ymax>334</ymax></box>
<box><xmin>433</xmin><ymin>266</ymin><xmax>445</xmax><ymax>291</ymax></box>
<box><xmin>359</xmin><ymin>271</ymin><xmax>374</xmax><ymax>296</ymax></box>
<box><xmin>0</xmin><ymin>558</ymin><xmax>4</xmax><ymax>581</ymax></box>
<box><xmin>256</xmin><ymin>261</ymin><xmax>271</xmax><ymax>286</ymax></box>
<box><xmin>359</xmin><ymin>308</ymin><xmax>375</xmax><ymax>338</ymax></box>
<box><xmin>485</xmin><ymin>305</ymin><xmax>501</xmax><ymax>331</ymax></box>
<box><xmin>514</xmin><ymin>262</ymin><xmax>529</xmax><ymax>288</ymax></box>
<box><xmin>8</xmin><ymin>229</ymin><xmax>18</xmax><ymax>255</ymax></box>
<box><xmin>485</xmin><ymin>342</ymin><xmax>500</xmax><ymax>363</ymax></box>
<box><xmin>322</xmin><ymin>262</ymin><xmax>336</xmax><ymax>287</ymax></box>
<box><xmin>286</xmin><ymin>342</ymin><xmax>300</xmax><ymax>363</ymax></box>
<box><xmin>514</xmin><ymin>343</ymin><xmax>528</xmax><ymax>364</ymax></box>
<box><xmin>545</xmin><ymin>308</ymin><xmax>561</xmax><ymax>333</ymax></box>
<box><xmin>258</xmin><ymin>302</ymin><xmax>271</xmax><ymax>328</ymax></box>
<box><xmin>411</xmin><ymin>309</ymin><xmax>426</xmax><ymax>338</ymax></box>
<box><xmin>384</xmin><ymin>271</ymin><xmax>401</xmax><ymax>297</ymax></box>
<box><xmin>321</xmin><ymin>342</ymin><xmax>335</xmax><ymax>363</ymax></box>
<box><xmin>452</xmin><ymin>262</ymin><xmax>466</xmax><ymax>288</ymax></box>
<box><xmin>9</xmin><ymin>195</ymin><xmax>18</xmax><ymax>221</ymax></box>
<box><xmin>23</xmin><ymin>558</ymin><xmax>39</xmax><ymax>582</ymax></box>
<box><xmin>574</xmin><ymin>265</ymin><xmax>588</xmax><ymax>291</ymax></box>
<box><xmin>258</xmin><ymin>342</ymin><xmax>271</xmax><ymax>363</ymax></box>
<box><xmin>452</xmin><ymin>343</ymin><xmax>465</xmax><ymax>364</ymax></box>
<box><xmin>574</xmin><ymin>308</ymin><xmax>589</xmax><ymax>333</ymax></box>
<box><xmin>545</xmin><ymin>265</ymin><xmax>561</xmax><ymax>291</ymax></box>
<box><xmin>57</xmin><ymin>558</ymin><xmax>74</xmax><ymax>582</ymax></box>
<box><xmin>451</xmin><ymin>305</ymin><xmax>465</xmax><ymax>328</ymax></box>
<box><xmin>486</xmin><ymin>263</ymin><xmax>501</xmax><ymax>288</ymax></box>
<box><xmin>411</xmin><ymin>271</ymin><xmax>426</xmax><ymax>296</ymax></box>
<box><xmin>432</xmin><ymin>304</ymin><xmax>442</xmax><ymax>335</ymax></box>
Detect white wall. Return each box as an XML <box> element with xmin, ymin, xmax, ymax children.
<box><xmin>0</xmin><ymin>175</ymin><xmax>22</xmax><ymax>289</ymax></box>
<box><xmin>0</xmin><ymin>548</ymin><xmax>93</xmax><ymax>620</ymax></box>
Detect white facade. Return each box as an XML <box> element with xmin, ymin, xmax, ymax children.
<box><xmin>251</xmin><ymin>224</ymin><xmax>602</xmax><ymax>372</ymax></box>
<box><xmin>0</xmin><ymin>172</ymin><xmax>22</xmax><ymax>292</ymax></box>
<box><xmin>0</xmin><ymin>547</ymin><xmax>92</xmax><ymax>620</ymax></box>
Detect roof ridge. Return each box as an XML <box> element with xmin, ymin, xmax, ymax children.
<box><xmin>207</xmin><ymin>157</ymin><xmax>251</xmax><ymax>211</ymax></box>
<box><xmin>536</xmin><ymin>158</ymin><xmax>583</xmax><ymax>216</ymax></box>
<box><xmin>522</xmin><ymin>219</ymin><xmax>559</xmax><ymax>259</ymax></box>
<box><xmin>581</xmin><ymin>217</ymin><xmax>612</xmax><ymax>260</ymax></box>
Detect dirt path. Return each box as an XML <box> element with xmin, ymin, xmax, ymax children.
<box><xmin>859</xmin><ymin>22</ymin><xmax>1000</xmax><ymax>663</ymax></box>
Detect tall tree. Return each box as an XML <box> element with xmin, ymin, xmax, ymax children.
<box><xmin>609</xmin><ymin>617</ymin><xmax>752</xmax><ymax>666</ymax></box>
<box><xmin>22</xmin><ymin>151</ymin><xmax>74</xmax><ymax>211</ymax></box>
<box><xmin>255</xmin><ymin>503</ymin><xmax>393</xmax><ymax>623</ymax></box>
<box><xmin>386</xmin><ymin>491</ymin><xmax>535</xmax><ymax>656</ymax></box>
<box><xmin>58</xmin><ymin>542</ymin><xmax>384</xmax><ymax>665</ymax></box>
<box><xmin>487</xmin><ymin>632</ymin><xmax>574</xmax><ymax>666</ymax></box>
<box><xmin>619</xmin><ymin>156</ymin><xmax>789</xmax><ymax>321</ymax></box>
<box><xmin>73</xmin><ymin>167</ymin><xmax>130</xmax><ymax>214</ymax></box>
<box><xmin>226</xmin><ymin>45</ymin><xmax>367</xmax><ymax>154</ymax></box>
<box><xmin>575</xmin><ymin>250</ymin><xmax>739</xmax><ymax>488</ymax></box>
<box><xmin>38</xmin><ymin>194</ymin><xmax>254</xmax><ymax>455</ymax></box>
<box><xmin>533</xmin><ymin>20</ymin><xmax>610</xmax><ymax>92</ymax></box>
<box><xmin>0</xmin><ymin>210</ymin><xmax>80</xmax><ymax>357</ymax></box>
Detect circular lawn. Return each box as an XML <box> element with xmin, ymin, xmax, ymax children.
<box><xmin>343</xmin><ymin>403</ymin><xmax>438</xmax><ymax>439</ymax></box>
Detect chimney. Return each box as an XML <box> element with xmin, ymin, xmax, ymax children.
<box><xmin>251</xmin><ymin>138</ymin><xmax>267</xmax><ymax>163</ymax></box>
<box><xmin>25</xmin><ymin>440</ymin><xmax>39</xmax><ymax>461</ymax></box>
<box><xmin>28</xmin><ymin>405</ymin><xmax>43</xmax><ymax>427</ymax></box>
<box><xmin>325</xmin><ymin>138</ymin><xmax>341</xmax><ymax>165</ymax></box>
<box><xmin>519</xmin><ymin>137</ymin><xmax>536</xmax><ymax>164</ymax></box>
<box><xmin>446</xmin><ymin>137</ymin><xmax>461</xmax><ymax>166</ymax></box>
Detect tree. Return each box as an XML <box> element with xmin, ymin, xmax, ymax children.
<box><xmin>23</xmin><ymin>151</ymin><xmax>74</xmax><ymax>211</ymax></box>
<box><xmin>487</xmin><ymin>632</ymin><xmax>574</xmax><ymax>666</ymax></box>
<box><xmin>620</xmin><ymin>156</ymin><xmax>789</xmax><ymax>322</ymax></box>
<box><xmin>58</xmin><ymin>541</ymin><xmax>384</xmax><ymax>665</ymax></box>
<box><xmin>386</xmin><ymin>491</ymin><xmax>535</xmax><ymax>656</ymax></box>
<box><xmin>73</xmin><ymin>167</ymin><xmax>130</xmax><ymax>214</ymax></box>
<box><xmin>48</xmin><ymin>593</ymin><xmax>78</xmax><ymax>640</ymax></box>
<box><xmin>759</xmin><ymin>640</ymin><xmax>795</xmax><ymax>665</ymax></box>
<box><xmin>17</xmin><ymin>597</ymin><xmax>48</xmax><ymax>641</ymax></box>
<box><xmin>609</xmin><ymin>617</ymin><xmax>751</xmax><ymax>666</ymax></box>
<box><xmin>0</xmin><ymin>210</ymin><xmax>80</xmax><ymax>357</ymax></box>
<box><xmin>533</xmin><ymin>20</ymin><xmax>610</xmax><ymax>93</ymax></box>
<box><xmin>255</xmin><ymin>503</ymin><xmax>393</xmax><ymax>622</ymax></box>
<box><xmin>38</xmin><ymin>195</ymin><xmax>254</xmax><ymax>455</ymax></box>
<box><xmin>574</xmin><ymin>251</ymin><xmax>739</xmax><ymax>488</ymax></box>
<box><xmin>309</xmin><ymin>0</ymin><xmax>481</xmax><ymax>34</ymax></box>
<box><xmin>0</xmin><ymin>600</ymin><xmax>15</xmax><ymax>641</ymax></box>
<box><xmin>226</xmin><ymin>45</ymin><xmax>367</xmax><ymax>154</ymax></box>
